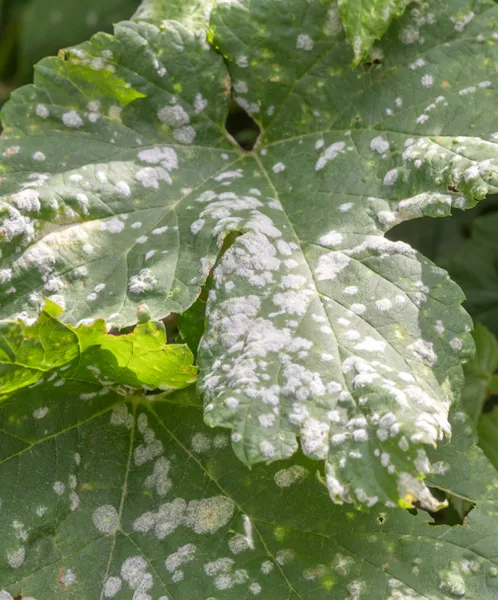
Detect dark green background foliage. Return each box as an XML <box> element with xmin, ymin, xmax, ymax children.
<box><xmin>1</xmin><ymin>1</ymin><xmax>498</xmax><ymax>599</ymax></box>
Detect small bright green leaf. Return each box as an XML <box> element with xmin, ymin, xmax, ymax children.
<box><xmin>0</xmin><ymin>386</ymin><xmax>498</xmax><ymax>598</ymax></box>
<box><xmin>0</xmin><ymin>301</ymin><xmax>197</xmax><ymax>399</ymax></box>
<box><xmin>338</xmin><ymin>0</ymin><xmax>412</xmax><ymax>64</ymax></box>
<box><xmin>2</xmin><ymin>0</ymin><xmax>498</xmax><ymax>509</ymax></box>
<box><xmin>461</xmin><ymin>323</ymin><xmax>498</xmax><ymax>428</ymax></box>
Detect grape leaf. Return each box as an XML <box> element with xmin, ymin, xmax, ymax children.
<box><xmin>0</xmin><ymin>385</ymin><xmax>497</xmax><ymax>599</ymax></box>
<box><xmin>2</xmin><ymin>0</ymin><xmax>498</xmax><ymax>509</ymax></box>
<box><xmin>0</xmin><ymin>299</ymin><xmax>197</xmax><ymax>399</ymax></box>
<box><xmin>338</xmin><ymin>0</ymin><xmax>412</xmax><ymax>64</ymax></box>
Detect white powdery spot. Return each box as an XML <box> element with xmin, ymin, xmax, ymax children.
<box><xmin>0</xmin><ymin>269</ymin><xmax>12</xmax><ymax>284</ymax></box>
<box><xmin>104</xmin><ymin>576</ymin><xmax>122</xmax><ymax>598</ymax></box>
<box><xmin>350</xmin><ymin>303</ymin><xmax>366</xmax><ymax>315</ymax></box>
<box><xmin>33</xmin><ymin>407</ymin><xmax>49</xmax><ymax>420</ymax></box>
<box><xmin>60</xmin><ymin>568</ymin><xmax>77</xmax><ymax>587</ymax></box>
<box><xmin>128</xmin><ymin>269</ymin><xmax>157</xmax><ymax>294</ymax></box>
<box><xmin>274</xmin><ymin>465</ymin><xmax>308</xmax><ymax>488</ymax></box>
<box><xmin>383</xmin><ymin>168</ymin><xmax>399</xmax><ymax>186</ymax></box>
<box><xmin>272</xmin><ymin>162</ymin><xmax>286</xmax><ymax>173</ymax></box>
<box><xmin>408</xmin><ymin>339</ymin><xmax>438</xmax><ymax>366</ymax></box>
<box><xmin>300</xmin><ymin>418</ymin><xmax>329</xmax><ymax>459</ymax></box>
<box><xmin>185</xmin><ymin>496</ymin><xmax>235</xmax><ymax>534</ymax></box>
<box><xmin>315</xmin><ymin>252</ymin><xmax>350</xmax><ymax>280</ymax></box>
<box><xmin>7</xmin><ymin>547</ymin><xmax>25</xmax><ymax>569</ymax></box>
<box><xmin>53</xmin><ymin>481</ymin><xmax>65</xmax><ymax>496</ymax></box>
<box><xmin>259</xmin><ymin>440</ymin><xmax>276</xmax><ymax>458</ymax></box>
<box><xmin>421</xmin><ymin>74</ymin><xmax>434</xmax><ymax>88</ymax></box>
<box><xmin>165</xmin><ymin>543</ymin><xmax>197</xmax><ymax>572</ymax></box>
<box><xmin>319</xmin><ymin>230</ymin><xmax>343</xmax><ymax>247</ymax></box>
<box><xmin>158</xmin><ymin>104</ymin><xmax>190</xmax><ymax>127</ymax></box>
<box><xmin>296</xmin><ymin>34</ymin><xmax>314</xmax><ymax>51</ymax></box>
<box><xmin>370</xmin><ymin>136</ymin><xmax>389</xmax><ymax>154</ymax></box>
<box><xmin>355</xmin><ymin>337</ymin><xmax>386</xmax><ymax>353</ymax></box>
<box><xmin>194</xmin><ymin>93</ymin><xmax>208</xmax><ymax>113</ymax></box>
<box><xmin>92</xmin><ymin>505</ymin><xmax>119</xmax><ymax>535</ymax></box>
<box><xmin>62</xmin><ymin>110</ymin><xmax>84</xmax><ymax>128</ymax></box>
<box><xmin>375</xmin><ymin>298</ymin><xmax>392</xmax><ymax>311</ymax></box>
<box><xmin>36</xmin><ymin>104</ymin><xmax>49</xmax><ymax>118</ymax></box>
<box><xmin>315</xmin><ymin>142</ymin><xmax>346</xmax><ymax>171</ymax></box>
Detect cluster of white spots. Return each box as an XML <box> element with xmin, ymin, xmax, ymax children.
<box><xmin>116</xmin><ymin>556</ymin><xmax>154</xmax><ymax>598</ymax></box>
<box><xmin>296</xmin><ymin>34</ymin><xmax>314</xmax><ymax>51</ymax></box>
<box><xmin>144</xmin><ymin>456</ymin><xmax>172</xmax><ymax>497</ymax></box>
<box><xmin>204</xmin><ymin>557</ymin><xmax>249</xmax><ymax>591</ymax></box>
<box><xmin>110</xmin><ymin>405</ymin><xmax>134</xmax><ymax>429</ymax></box>
<box><xmin>158</xmin><ymin>103</ymin><xmax>196</xmax><ymax>144</ymax></box>
<box><xmin>315</xmin><ymin>141</ymin><xmax>346</xmax><ymax>171</ymax></box>
<box><xmin>133</xmin><ymin>496</ymin><xmax>234</xmax><ymax>539</ymax></box>
<box><xmin>92</xmin><ymin>505</ymin><xmax>119</xmax><ymax>535</ymax></box>
<box><xmin>450</xmin><ymin>11</ymin><xmax>474</xmax><ymax>32</ymax></box>
<box><xmin>194</xmin><ymin>93</ymin><xmax>208</xmax><ymax>113</ymax></box>
<box><xmin>128</xmin><ymin>269</ymin><xmax>158</xmax><ymax>295</ymax></box>
<box><xmin>274</xmin><ymin>465</ymin><xmax>308</xmax><ymax>487</ymax></box>
<box><xmin>136</xmin><ymin>146</ymin><xmax>178</xmax><ymax>188</ymax></box>
<box><xmin>165</xmin><ymin>543</ymin><xmax>197</xmax><ymax>582</ymax></box>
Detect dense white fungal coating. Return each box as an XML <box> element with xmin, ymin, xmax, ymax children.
<box><xmin>92</xmin><ymin>505</ymin><xmax>120</xmax><ymax>534</ymax></box>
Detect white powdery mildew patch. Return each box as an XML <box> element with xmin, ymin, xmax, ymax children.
<box><xmin>315</xmin><ymin>142</ymin><xmax>346</xmax><ymax>171</ymax></box>
<box><xmin>62</xmin><ymin>110</ymin><xmax>84</xmax><ymax>128</ymax></box>
<box><xmin>7</xmin><ymin>547</ymin><xmax>25</xmax><ymax>569</ymax></box>
<box><xmin>92</xmin><ymin>505</ymin><xmax>119</xmax><ymax>534</ymax></box>
<box><xmin>296</xmin><ymin>34</ymin><xmax>314</xmax><ymax>51</ymax></box>
<box><xmin>274</xmin><ymin>465</ymin><xmax>308</xmax><ymax>488</ymax></box>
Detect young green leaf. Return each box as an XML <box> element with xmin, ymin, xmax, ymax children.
<box><xmin>338</xmin><ymin>0</ymin><xmax>412</xmax><ymax>64</ymax></box>
<box><xmin>1</xmin><ymin>0</ymin><xmax>498</xmax><ymax>509</ymax></box>
<box><xmin>0</xmin><ymin>385</ymin><xmax>497</xmax><ymax>598</ymax></box>
<box><xmin>0</xmin><ymin>300</ymin><xmax>197</xmax><ymax>400</ymax></box>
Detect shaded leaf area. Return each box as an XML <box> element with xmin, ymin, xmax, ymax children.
<box><xmin>479</xmin><ymin>406</ymin><xmax>498</xmax><ymax>471</ymax></box>
<box><xmin>443</xmin><ymin>213</ymin><xmax>498</xmax><ymax>339</ymax></box>
<box><xmin>1</xmin><ymin>0</ymin><xmax>498</xmax><ymax>508</ymax></box>
<box><xmin>0</xmin><ymin>0</ymin><xmax>140</xmax><ymax>94</ymax></box>
<box><xmin>0</xmin><ymin>300</ymin><xmax>196</xmax><ymax>401</ymax></box>
<box><xmin>338</xmin><ymin>0</ymin><xmax>412</xmax><ymax>64</ymax></box>
<box><xmin>0</xmin><ymin>385</ymin><xmax>497</xmax><ymax>599</ymax></box>
<box><xmin>459</xmin><ymin>323</ymin><xmax>498</xmax><ymax>429</ymax></box>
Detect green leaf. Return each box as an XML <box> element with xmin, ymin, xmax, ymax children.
<box><xmin>2</xmin><ymin>0</ymin><xmax>498</xmax><ymax>508</ymax></box>
<box><xmin>460</xmin><ymin>323</ymin><xmax>498</xmax><ymax>428</ymax></box>
<box><xmin>0</xmin><ymin>300</ymin><xmax>197</xmax><ymax>399</ymax></box>
<box><xmin>0</xmin><ymin>385</ymin><xmax>498</xmax><ymax>598</ymax></box>
<box><xmin>446</xmin><ymin>213</ymin><xmax>498</xmax><ymax>338</ymax></box>
<box><xmin>338</xmin><ymin>0</ymin><xmax>412</xmax><ymax>64</ymax></box>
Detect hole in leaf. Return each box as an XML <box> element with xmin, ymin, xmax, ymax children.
<box><xmin>225</xmin><ymin>99</ymin><xmax>260</xmax><ymax>150</ymax></box>
<box><xmin>424</xmin><ymin>488</ymin><xmax>475</xmax><ymax>526</ymax></box>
